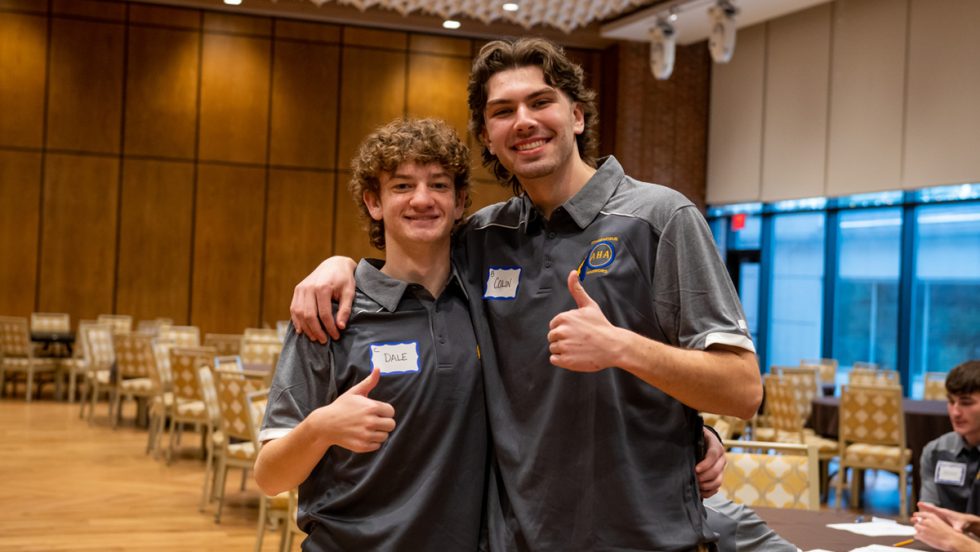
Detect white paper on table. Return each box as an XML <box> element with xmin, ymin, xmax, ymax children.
<box><xmin>826</xmin><ymin>519</ymin><xmax>916</xmax><ymax>537</ymax></box>
<box><xmin>849</xmin><ymin>546</ymin><xmax>916</xmax><ymax>552</ymax></box>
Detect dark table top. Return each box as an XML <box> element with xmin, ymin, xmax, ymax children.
<box><xmin>757</xmin><ymin>506</ymin><xmax>934</xmax><ymax>551</ymax></box>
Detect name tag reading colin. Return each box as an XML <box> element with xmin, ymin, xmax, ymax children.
<box><xmin>935</xmin><ymin>460</ymin><xmax>968</xmax><ymax>486</ymax></box>
<box><xmin>370</xmin><ymin>341</ymin><xmax>420</xmax><ymax>375</ymax></box>
<box><xmin>484</xmin><ymin>267</ymin><xmax>521</xmax><ymax>300</ymax></box>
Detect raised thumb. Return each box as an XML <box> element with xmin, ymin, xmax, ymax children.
<box><xmin>566</xmin><ymin>270</ymin><xmax>597</xmax><ymax>309</ymax></box>
<box><xmin>349</xmin><ymin>366</ymin><xmax>380</xmax><ymax>396</ymax></box>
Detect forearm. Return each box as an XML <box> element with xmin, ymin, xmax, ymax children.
<box><xmin>611</xmin><ymin>329</ymin><xmax>762</xmax><ymax>419</ymax></box>
<box><xmin>254</xmin><ymin>416</ymin><xmax>333</xmax><ymax>496</ymax></box>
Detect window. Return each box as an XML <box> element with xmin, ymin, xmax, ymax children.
<box><xmin>833</xmin><ymin>208</ymin><xmax>901</xmax><ymax>371</ymax></box>
<box><xmin>910</xmin><ymin>202</ymin><xmax>980</xmax><ymax>380</ymax></box>
<box><xmin>767</xmin><ymin>213</ymin><xmax>825</xmax><ymax>368</ymax></box>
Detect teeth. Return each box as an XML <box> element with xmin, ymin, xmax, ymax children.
<box><xmin>515</xmin><ymin>140</ymin><xmax>546</xmax><ymax>151</ymax></box>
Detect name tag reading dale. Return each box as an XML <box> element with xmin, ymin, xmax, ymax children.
<box><xmin>936</xmin><ymin>460</ymin><xmax>968</xmax><ymax>486</ymax></box>
<box><xmin>370</xmin><ymin>342</ymin><xmax>420</xmax><ymax>375</ymax></box>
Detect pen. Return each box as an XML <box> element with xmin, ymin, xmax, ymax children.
<box><xmin>892</xmin><ymin>538</ymin><xmax>914</xmax><ymax>547</ymax></box>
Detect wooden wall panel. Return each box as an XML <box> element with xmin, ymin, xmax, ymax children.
<box><xmin>38</xmin><ymin>154</ymin><xmax>118</xmax><ymax>322</ymax></box>
<box><xmin>51</xmin><ymin>0</ymin><xmax>124</xmax><ymax>20</ymax></box>
<box><xmin>128</xmin><ymin>3</ymin><xmax>200</xmax><ymax>29</ymax></box>
<box><xmin>0</xmin><ymin>151</ymin><xmax>41</xmax><ymax>316</ymax></box>
<box><xmin>116</xmin><ymin>160</ymin><xmax>194</xmax><ymax>323</ymax></box>
<box><xmin>198</xmin><ymin>33</ymin><xmax>271</xmax><ymax>164</ymax></box>
<box><xmin>0</xmin><ymin>12</ymin><xmax>47</xmax><ymax>148</ymax></box>
<box><xmin>337</xmin><ymin>47</ymin><xmax>406</xmax><ymax>168</ymax></box>
<box><xmin>191</xmin><ymin>164</ymin><xmax>265</xmax><ymax>334</ymax></box>
<box><xmin>262</xmin><ymin>169</ymin><xmax>335</xmax><ymax>325</ymax></box>
<box><xmin>407</xmin><ymin>52</ymin><xmax>471</xmax><ymax>138</ymax></box>
<box><xmin>332</xmin><ymin>170</ymin><xmax>381</xmax><ymax>262</ymax></box>
<box><xmin>269</xmin><ymin>40</ymin><xmax>340</xmax><ymax>169</ymax></box>
<box><xmin>124</xmin><ymin>24</ymin><xmax>200</xmax><ymax>159</ymax></box>
<box><xmin>46</xmin><ymin>17</ymin><xmax>125</xmax><ymax>153</ymax></box>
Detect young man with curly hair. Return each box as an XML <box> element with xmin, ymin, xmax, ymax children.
<box><xmin>254</xmin><ymin>119</ymin><xmax>488</xmax><ymax>550</ymax></box>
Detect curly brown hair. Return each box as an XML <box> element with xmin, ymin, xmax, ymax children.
<box><xmin>349</xmin><ymin>118</ymin><xmax>471</xmax><ymax>250</ymax></box>
<box><xmin>467</xmin><ymin>37</ymin><xmax>599</xmax><ymax>196</ymax></box>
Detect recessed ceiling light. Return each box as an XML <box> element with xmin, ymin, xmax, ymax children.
<box><xmin>223</xmin><ymin>0</ymin><xmax>242</xmax><ymax>5</ymax></box>
<box><xmin>502</xmin><ymin>2</ymin><xmax>519</xmax><ymax>11</ymax></box>
<box><xmin>442</xmin><ymin>19</ymin><xmax>461</xmax><ymax>29</ymax></box>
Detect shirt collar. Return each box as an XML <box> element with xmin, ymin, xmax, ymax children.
<box><xmin>355</xmin><ymin>258</ymin><xmax>464</xmax><ymax>312</ymax></box>
<box><xmin>517</xmin><ymin>155</ymin><xmax>624</xmax><ymax>232</ymax></box>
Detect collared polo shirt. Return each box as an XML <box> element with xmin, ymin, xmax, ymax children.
<box><xmin>920</xmin><ymin>431</ymin><xmax>980</xmax><ymax>512</ymax></box>
<box><xmin>456</xmin><ymin>156</ymin><xmax>754</xmax><ymax>551</ymax></box>
<box><xmin>261</xmin><ymin>259</ymin><xmax>487</xmax><ymax>551</ymax></box>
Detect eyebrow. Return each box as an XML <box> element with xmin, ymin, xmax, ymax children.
<box><xmin>389</xmin><ymin>170</ymin><xmax>451</xmax><ymax>180</ymax></box>
<box><xmin>485</xmin><ymin>86</ymin><xmax>557</xmax><ymax>107</ymax></box>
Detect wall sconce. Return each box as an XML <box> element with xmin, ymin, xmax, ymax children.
<box><xmin>649</xmin><ymin>18</ymin><xmax>676</xmax><ymax>80</ymax></box>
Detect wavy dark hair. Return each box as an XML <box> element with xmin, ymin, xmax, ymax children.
<box><xmin>467</xmin><ymin>37</ymin><xmax>598</xmax><ymax>196</ymax></box>
<box><xmin>946</xmin><ymin>360</ymin><xmax>980</xmax><ymax>396</ymax></box>
<box><xmin>349</xmin><ymin>118</ymin><xmax>471</xmax><ymax>250</ymax></box>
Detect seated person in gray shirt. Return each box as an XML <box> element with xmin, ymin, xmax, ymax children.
<box><xmin>921</xmin><ymin>360</ymin><xmax>980</xmax><ymax>513</ymax></box>
<box><xmin>253</xmin><ymin>119</ymin><xmax>488</xmax><ymax>550</ymax></box>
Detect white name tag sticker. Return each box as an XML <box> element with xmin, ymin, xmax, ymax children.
<box><xmin>484</xmin><ymin>266</ymin><xmax>521</xmax><ymax>300</ymax></box>
<box><xmin>935</xmin><ymin>460</ymin><xmax>968</xmax><ymax>486</ymax></box>
<box><xmin>370</xmin><ymin>341</ymin><xmax>420</xmax><ymax>375</ymax></box>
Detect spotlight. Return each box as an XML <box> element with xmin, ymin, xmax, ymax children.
<box><xmin>442</xmin><ymin>19</ymin><xmax>461</xmax><ymax>29</ymax></box>
<box><xmin>502</xmin><ymin>2</ymin><xmax>519</xmax><ymax>11</ymax></box>
<box><xmin>649</xmin><ymin>19</ymin><xmax>675</xmax><ymax>80</ymax></box>
<box><xmin>708</xmin><ymin>0</ymin><xmax>738</xmax><ymax>63</ymax></box>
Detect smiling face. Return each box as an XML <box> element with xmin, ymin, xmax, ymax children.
<box><xmin>948</xmin><ymin>392</ymin><xmax>980</xmax><ymax>446</ymax></box>
<box><xmin>481</xmin><ymin>66</ymin><xmax>585</xmax><ymax>187</ymax></box>
<box><xmin>363</xmin><ymin>161</ymin><xmax>465</xmax><ymax>252</ymax></box>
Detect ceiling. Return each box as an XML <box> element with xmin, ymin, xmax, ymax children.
<box><xmin>133</xmin><ymin>0</ymin><xmax>832</xmax><ymax>48</ymax></box>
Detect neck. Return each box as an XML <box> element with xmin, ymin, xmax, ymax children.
<box><xmin>965</xmin><ymin>433</ymin><xmax>980</xmax><ymax>448</ymax></box>
<box><xmin>379</xmin><ymin>237</ymin><xmax>452</xmax><ymax>298</ymax></box>
<box><xmin>521</xmin><ymin>156</ymin><xmax>596</xmax><ymax>219</ymax></box>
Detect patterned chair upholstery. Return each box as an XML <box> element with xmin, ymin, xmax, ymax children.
<box><xmin>81</xmin><ymin>324</ymin><xmax>115</xmax><ymax>422</ymax></box>
<box><xmin>923</xmin><ymin>372</ymin><xmax>948</xmax><ymax>400</ymax></box>
<box><xmin>212</xmin><ymin>367</ymin><xmax>267</xmax><ymax>523</ymax></box>
<box><xmin>97</xmin><ymin>314</ymin><xmax>133</xmax><ymax>335</ymax></box>
<box><xmin>160</xmin><ymin>325</ymin><xmax>201</xmax><ymax>348</ymax></box>
<box><xmin>111</xmin><ymin>332</ymin><xmax>157</xmax><ymax>428</ymax></box>
<box><xmin>146</xmin><ymin>338</ymin><xmax>177</xmax><ymax>457</ymax></box>
<box><xmin>240</xmin><ymin>334</ymin><xmax>282</xmax><ymax>368</ymax></box>
<box><xmin>203</xmin><ymin>333</ymin><xmax>243</xmax><ymax>356</ymax></box>
<box><xmin>801</xmin><ymin>358</ymin><xmax>838</xmax><ymax>386</ymax></box>
<box><xmin>835</xmin><ymin>384</ymin><xmax>911</xmax><ymax>518</ymax></box>
<box><xmin>0</xmin><ymin>316</ymin><xmax>58</xmax><ymax>401</ymax></box>
<box><xmin>167</xmin><ymin>346</ymin><xmax>217</xmax><ymax>463</ymax></box>
<box><xmin>849</xmin><ymin>367</ymin><xmax>899</xmax><ymax>387</ymax></box>
<box><xmin>719</xmin><ymin>440</ymin><xmax>820</xmax><ymax>510</ymax></box>
<box><xmin>29</xmin><ymin>312</ymin><xmax>71</xmax><ymax>358</ymax></box>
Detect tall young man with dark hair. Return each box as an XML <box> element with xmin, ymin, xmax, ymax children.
<box><xmin>290</xmin><ymin>38</ymin><xmax>762</xmax><ymax>550</ymax></box>
<box><xmin>921</xmin><ymin>360</ymin><xmax>980</xmax><ymax>513</ymax></box>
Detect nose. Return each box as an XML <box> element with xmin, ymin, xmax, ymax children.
<box><xmin>409</xmin><ymin>184</ymin><xmax>435</xmax><ymax>207</ymax></box>
<box><xmin>514</xmin><ymin>103</ymin><xmax>536</xmax><ymax>133</ymax></box>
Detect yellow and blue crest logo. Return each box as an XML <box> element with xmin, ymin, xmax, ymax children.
<box><xmin>577</xmin><ymin>237</ymin><xmax>618</xmax><ymax>281</ymax></box>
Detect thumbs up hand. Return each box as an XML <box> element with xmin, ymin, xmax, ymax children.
<box><xmin>321</xmin><ymin>367</ymin><xmax>396</xmax><ymax>453</ymax></box>
<box><xmin>547</xmin><ymin>270</ymin><xmax>620</xmax><ymax>372</ymax></box>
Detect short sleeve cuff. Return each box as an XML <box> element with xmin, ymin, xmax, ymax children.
<box><xmin>258</xmin><ymin>427</ymin><xmax>293</xmax><ymax>443</ymax></box>
<box><xmin>705</xmin><ymin>332</ymin><xmax>756</xmax><ymax>353</ymax></box>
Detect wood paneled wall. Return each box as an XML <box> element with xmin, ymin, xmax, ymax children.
<box><xmin>0</xmin><ymin>0</ymin><xmax>710</xmax><ymax>334</ymax></box>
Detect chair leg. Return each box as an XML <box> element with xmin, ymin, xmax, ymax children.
<box><xmin>167</xmin><ymin>420</ymin><xmax>179</xmax><ymax>465</ymax></box>
<box><xmin>200</xmin><ymin>435</ymin><xmax>214</xmax><ymax>512</ymax></box>
<box><xmin>899</xmin><ymin>469</ymin><xmax>908</xmax><ymax>520</ymax></box>
<box><xmin>25</xmin><ymin>369</ymin><xmax>34</xmax><ymax>402</ymax></box>
<box><xmin>214</xmin><ymin>457</ymin><xmax>230</xmax><ymax>523</ymax></box>
<box><xmin>835</xmin><ymin>465</ymin><xmax>844</xmax><ymax>509</ymax></box>
<box><xmin>255</xmin><ymin>495</ymin><xmax>268</xmax><ymax>552</ymax></box>
<box><xmin>68</xmin><ymin>371</ymin><xmax>77</xmax><ymax>403</ymax></box>
<box><xmin>111</xmin><ymin>389</ymin><xmax>122</xmax><ymax>428</ymax></box>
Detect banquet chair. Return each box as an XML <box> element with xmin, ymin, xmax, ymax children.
<box><xmin>834</xmin><ymin>384</ymin><xmax>911</xmax><ymax>519</ymax></box>
<box><xmin>719</xmin><ymin>440</ymin><xmax>820</xmax><ymax>511</ymax></box>
<box><xmin>212</xmin><ymin>367</ymin><xmax>267</xmax><ymax>523</ymax></box>
<box><xmin>240</xmin><ymin>333</ymin><xmax>282</xmax><ymax>368</ymax></box>
<box><xmin>801</xmin><ymin>358</ymin><xmax>838</xmax><ymax>387</ymax></box>
<box><xmin>167</xmin><ymin>346</ymin><xmax>217</xmax><ymax>463</ymax></box>
<box><xmin>197</xmin><ymin>366</ymin><xmax>224</xmax><ymax>513</ymax></box>
<box><xmin>29</xmin><ymin>312</ymin><xmax>71</xmax><ymax>357</ymax></box>
<box><xmin>111</xmin><ymin>332</ymin><xmax>157</xmax><ymax>428</ymax></box>
<box><xmin>59</xmin><ymin>320</ymin><xmax>98</xmax><ymax>403</ymax></box>
<box><xmin>849</xmin><ymin>368</ymin><xmax>900</xmax><ymax>387</ymax></box>
<box><xmin>203</xmin><ymin>333</ymin><xmax>243</xmax><ymax>356</ymax></box>
<box><xmin>248</xmin><ymin>388</ymin><xmax>295</xmax><ymax>551</ymax></box>
<box><xmin>762</xmin><ymin>375</ymin><xmax>839</xmax><ymax>500</ymax></box>
<box><xmin>852</xmin><ymin>361</ymin><xmax>879</xmax><ymax>370</ymax></box>
<box><xmin>243</xmin><ymin>328</ymin><xmax>277</xmax><ymax>340</ymax></box>
<box><xmin>0</xmin><ymin>316</ymin><xmax>58</xmax><ymax>401</ymax></box>
<box><xmin>161</xmin><ymin>325</ymin><xmax>201</xmax><ymax>348</ymax></box>
<box><xmin>146</xmin><ymin>338</ymin><xmax>176</xmax><ymax>457</ymax></box>
<box><xmin>97</xmin><ymin>314</ymin><xmax>133</xmax><ymax>335</ymax></box>
<box><xmin>275</xmin><ymin>320</ymin><xmax>291</xmax><ymax>343</ymax></box>
<box><xmin>923</xmin><ymin>372</ymin><xmax>948</xmax><ymax>400</ymax></box>
<box><xmin>80</xmin><ymin>324</ymin><xmax>115</xmax><ymax>422</ymax></box>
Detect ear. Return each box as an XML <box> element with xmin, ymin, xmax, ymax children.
<box><xmin>454</xmin><ymin>189</ymin><xmax>467</xmax><ymax>221</ymax></box>
<box><xmin>363</xmin><ymin>190</ymin><xmax>383</xmax><ymax>221</ymax></box>
<box><xmin>481</xmin><ymin>129</ymin><xmax>495</xmax><ymax>156</ymax></box>
<box><xmin>572</xmin><ymin>103</ymin><xmax>585</xmax><ymax>136</ymax></box>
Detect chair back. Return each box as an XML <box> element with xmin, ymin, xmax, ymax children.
<box><xmin>203</xmin><ymin>333</ymin><xmax>243</xmax><ymax>356</ymax></box>
<box><xmin>161</xmin><ymin>325</ymin><xmax>201</xmax><ymax>348</ymax></box>
<box><xmin>214</xmin><ymin>367</ymin><xmax>267</xmax><ymax>443</ymax></box>
<box><xmin>97</xmin><ymin>314</ymin><xmax>133</xmax><ymax>335</ymax></box>
<box><xmin>849</xmin><ymin>368</ymin><xmax>899</xmax><ymax>387</ymax></box>
<box><xmin>240</xmin><ymin>334</ymin><xmax>282</xmax><ymax>366</ymax></box>
<box><xmin>0</xmin><ymin>316</ymin><xmax>32</xmax><ymax>357</ymax></box>
<box><xmin>776</xmin><ymin>365</ymin><xmax>820</xmax><ymax>420</ymax></box>
<box><xmin>85</xmin><ymin>325</ymin><xmax>116</xmax><ymax>370</ymax></box>
<box><xmin>246</xmin><ymin>388</ymin><xmax>270</xmax><ymax>446</ymax></box>
<box><xmin>276</xmin><ymin>321</ymin><xmax>291</xmax><ymax>343</ymax></box>
<box><xmin>72</xmin><ymin>320</ymin><xmax>99</xmax><ymax>361</ymax></box>
<box><xmin>853</xmin><ymin>361</ymin><xmax>879</xmax><ymax>370</ymax></box>
<box><xmin>151</xmin><ymin>339</ymin><xmax>174</xmax><ymax>390</ymax></box>
<box><xmin>243</xmin><ymin>328</ymin><xmax>277</xmax><ymax>340</ymax></box>
<box><xmin>197</xmin><ymin>366</ymin><xmax>221</xmax><ymax>430</ymax></box>
<box><xmin>764</xmin><ymin>376</ymin><xmax>806</xmax><ymax>442</ymax></box>
<box><xmin>720</xmin><ymin>440</ymin><xmax>820</xmax><ymax>510</ymax></box>
<box><xmin>924</xmin><ymin>372</ymin><xmax>948</xmax><ymax>400</ymax></box>
<box><xmin>839</xmin><ymin>384</ymin><xmax>906</xmax><ymax>448</ymax></box>
<box><xmin>801</xmin><ymin>358</ymin><xmax>838</xmax><ymax>385</ymax></box>
<box><xmin>214</xmin><ymin>355</ymin><xmax>244</xmax><ymax>372</ymax></box>
<box><xmin>30</xmin><ymin>312</ymin><xmax>70</xmax><ymax>333</ymax></box>
<box><xmin>114</xmin><ymin>332</ymin><xmax>156</xmax><ymax>380</ymax></box>
<box><xmin>170</xmin><ymin>346</ymin><xmax>217</xmax><ymax>403</ymax></box>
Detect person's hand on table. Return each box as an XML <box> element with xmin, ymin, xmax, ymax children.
<box><xmin>290</xmin><ymin>256</ymin><xmax>357</xmax><ymax>343</ymax></box>
<box><xmin>913</xmin><ymin>509</ymin><xmax>980</xmax><ymax>552</ymax></box>
<box><xmin>696</xmin><ymin>427</ymin><xmax>726</xmax><ymax>498</ymax></box>
<box><xmin>918</xmin><ymin>502</ymin><xmax>980</xmax><ymax>534</ymax></box>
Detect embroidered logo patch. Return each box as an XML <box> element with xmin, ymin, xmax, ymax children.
<box><xmin>577</xmin><ymin>237</ymin><xmax>618</xmax><ymax>282</ymax></box>
<box><xmin>484</xmin><ymin>266</ymin><xmax>521</xmax><ymax>300</ymax></box>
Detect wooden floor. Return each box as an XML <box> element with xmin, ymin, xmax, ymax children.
<box><xmin>0</xmin><ymin>396</ymin><xmax>300</xmax><ymax>552</ymax></box>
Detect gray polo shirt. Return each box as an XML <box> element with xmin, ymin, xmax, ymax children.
<box><xmin>455</xmin><ymin>156</ymin><xmax>754</xmax><ymax>551</ymax></box>
<box><xmin>920</xmin><ymin>431</ymin><xmax>980</xmax><ymax>512</ymax></box>
<box><xmin>260</xmin><ymin>259</ymin><xmax>488</xmax><ymax>551</ymax></box>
